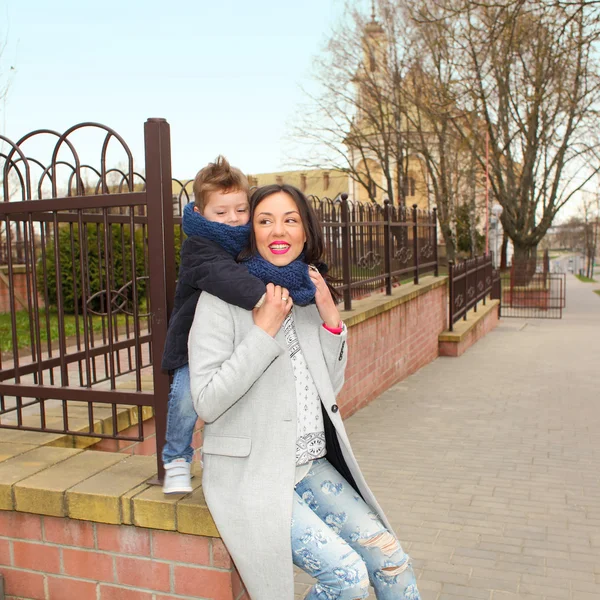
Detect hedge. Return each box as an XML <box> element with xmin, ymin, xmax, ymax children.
<box><xmin>42</xmin><ymin>223</ymin><xmax>183</xmax><ymax>315</ymax></box>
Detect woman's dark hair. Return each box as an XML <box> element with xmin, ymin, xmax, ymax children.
<box><xmin>241</xmin><ymin>184</ymin><xmax>340</xmax><ymax>302</ymax></box>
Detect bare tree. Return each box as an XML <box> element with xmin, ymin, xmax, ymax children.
<box><xmin>290</xmin><ymin>0</ymin><xmax>497</xmax><ymax>260</ymax></box>
<box><xmin>288</xmin><ymin>3</ymin><xmax>413</xmax><ymax>204</ymax></box>
<box><xmin>578</xmin><ymin>193</ymin><xmax>599</xmax><ymax>278</ymax></box>
<box><xmin>397</xmin><ymin>2</ymin><xmax>480</xmax><ymax>260</ymax></box>
<box><xmin>410</xmin><ymin>0</ymin><xmax>600</xmax><ymax>267</ymax></box>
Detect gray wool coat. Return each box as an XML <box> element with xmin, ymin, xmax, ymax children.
<box><xmin>188</xmin><ymin>292</ymin><xmax>393</xmax><ymax>600</ymax></box>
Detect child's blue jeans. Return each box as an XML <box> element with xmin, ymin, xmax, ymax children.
<box><xmin>293</xmin><ymin>458</ymin><xmax>420</xmax><ymax>600</ymax></box>
<box><xmin>162</xmin><ymin>364</ymin><xmax>198</xmax><ymax>464</ymax></box>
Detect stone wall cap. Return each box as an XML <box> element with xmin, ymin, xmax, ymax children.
<box><xmin>439</xmin><ymin>299</ymin><xmax>500</xmax><ymax>343</ymax></box>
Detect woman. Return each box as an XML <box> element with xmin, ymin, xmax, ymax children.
<box><xmin>188</xmin><ymin>184</ymin><xmax>420</xmax><ymax>599</ymax></box>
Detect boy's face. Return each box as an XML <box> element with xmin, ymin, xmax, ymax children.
<box><xmin>197</xmin><ymin>189</ymin><xmax>250</xmax><ymax>226</ymax></box>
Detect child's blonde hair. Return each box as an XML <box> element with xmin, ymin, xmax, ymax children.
<box><xmin>192</xmin><ymin>156</ymin><xmax>249</xmax><ymax>212</ymax></box>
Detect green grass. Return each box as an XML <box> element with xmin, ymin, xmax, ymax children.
<box><xmin>594</xmin><ymin>290</ymin><xmax>600</xmax><ymax>297</ymax></box>
<box><xmin>575</xmin><ymin>274</ymin><xmax>597</xmax><ymax>283</ymax></box>
<box><xmin>0</xmin><ymin>309</ymin><xmax>134</xmax><ymax>353</ymax></box>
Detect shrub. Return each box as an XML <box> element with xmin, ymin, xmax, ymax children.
<box><xmin>41</xmin><ymin>223</ymin><xmax>147</xmax><ymax>314</ymax></box>
<box><xmin>42</xmin><ymin>222</ymin><xmax>183</xmax><ymax>315</ymax></box>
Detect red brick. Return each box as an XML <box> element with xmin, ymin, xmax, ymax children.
<box><xmin>100</xmin><ymin>584</ymin><xmax>153</xmax><ymax>600</ymax></box>
<box><xmin>174</xmin><ymin>565</ymin><xmax>234</xmax><ymax>599</ymax></box>
<box><xmin>231</xmin><ymin>567</ymin><xmax>246</xmax><ymax>599</ymax></box>
<box><xmin>0</xmin><ymin>539</ymin><xmax>10</xmax><ymax>565</ymax></box>
<box><xmin>115</xmin><ymin>556</ymin><xmax>170</xmax><ymax>592</ymax></box>
<box><xmin>43</xmin><ymin>516</ymin><xmax>95</xmax><ymax>548</ymax></box>
<box><xmin>0</xmin><ymin>567</ymin><xmax>46</xmax><ymax>599</ymax></box>
<box><xmin>131</xmin><ymin>435</ymin><xmax>158</xmax><ymax>457</ymax></box>
<box><xmin>12</xmin><ymin>540</ymin><xmax>60</xmax><ymax>573</ymax></box>
<box><xmin>47</xmin><ymin>576</ymin><xmax>97</xmax><ymax>600</ymax></box>
<box><xmin>63</xmin><ymin>548</ymin><xmax>114</xmax><ymax>582</ymax></box>
<box><xmin>0</xmin><ymin>511</ymin><xmax>42</xmax><ymax>540</ymax></box>
<box><xmin>211</xmin><ymin>538</ymin><xmax>232</xmax><ymax>569</ymax></box>
<box><xmin>97</xmin><ymin>524</ymin><xmax>151</xmax><ymax>556</ymax></box>
<box><xmin>152</xmin><ymin>530</ymin><xmax>210</xmax><ymax>565</ymax></box>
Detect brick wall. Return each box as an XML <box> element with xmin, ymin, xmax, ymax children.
<box><xmin>0</xmin><ymin>271</ymin><xmax>45</xmax><ymax>314</ymax></box>
<box><xmin>0</xmin><ymin>511</ymin><xmax>248</xmax><ymax>600</ymax></box>
<box><xmin>439</xmin><ymin>302</ymin><xmax>499</xmax><ymax>358</ymax></box>
<box><xmin>338</xmin><ymin>283</ymin><xmax>447</xmax><ymax>418</ymax></box>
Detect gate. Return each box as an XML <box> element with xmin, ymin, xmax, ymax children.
<box><xmin>497</xmin><ymin>257</ymin><xmax>566</xmax><ymax>319</ymax></box>
<box><xmin>0</xmin><ymin>119</ymin><xmax>178</xmax><ymax>481</ymax></box>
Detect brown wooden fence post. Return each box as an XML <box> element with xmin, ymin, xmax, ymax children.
<box><xmin>144</xmin><ymin>118</ymin><xmax>176</xmax><ymax>483</ymax></box>
<box><xmin>340</xmin><ymin>193</ymin><xmax>352</xmax><ymax>311</ymax></box>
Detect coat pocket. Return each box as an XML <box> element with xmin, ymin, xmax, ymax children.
<box><xmin>202</xmin><ymin>435</ymin><xmax>252</xmax><ymax>457</ymax></box>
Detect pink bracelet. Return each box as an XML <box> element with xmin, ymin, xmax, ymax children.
<box><xmin>322</xmin><ymin>321</ymin><xmax>344</xmax><ymax>335</ymax></box>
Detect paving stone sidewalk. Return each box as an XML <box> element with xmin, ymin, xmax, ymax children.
<box><xmin>295</xmin><ymin>273</ymin><xmax>600</xmax><ymax>599</ymax></box>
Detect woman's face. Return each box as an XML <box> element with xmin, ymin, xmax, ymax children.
<box><xmin>253</xmin><ymin>191</ymin><xmax>307</xmax><ymax>266</ymax></box>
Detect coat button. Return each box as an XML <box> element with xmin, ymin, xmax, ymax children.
<box><xmin>331</xmin><ymin>404</ymin><xmax>339</xmax><ymax>413</ymax></box>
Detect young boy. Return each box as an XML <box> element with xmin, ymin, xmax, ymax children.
<box><xmin>161</xmin><ymin>156</ymin><xmax>265</xmax><ymax>494</ymax></box>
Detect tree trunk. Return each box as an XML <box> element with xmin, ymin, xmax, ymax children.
<box><xmin>439</xmin><ymin>222</ymin><xmax>456</xmax><ymax>263</ymax></box>
<box><xmin>511</xmin><ymin>242</ymin><xmax>538</xmax><ymax>286</ymax></box>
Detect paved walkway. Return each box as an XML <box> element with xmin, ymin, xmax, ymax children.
<box><xmin>295</xmin><ymin>273</ymin><xmax>600</xmax><ymax>599</ymax></box>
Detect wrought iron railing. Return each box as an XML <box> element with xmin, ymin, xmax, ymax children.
<box><xmin>448</xmin><ymin>254</ymin><xmax>497</xmax><ymax>330</ymax></box>
<box><xmin>311</xmin><ymin>194</ymin><xmax>439</xmax><ymax>311</ymax></box>
<box><xmin>0</xmin><ymin>119</ymin><xmax>175</xmax><ymax>482</ymax></box>
<box><xmin>0</xmin><ymin>120</ymin><xmax>440</xmax><ymax>479</ymax></box>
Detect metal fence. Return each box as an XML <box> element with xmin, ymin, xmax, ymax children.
<box><xmin>497</xmin><ymin>252</ymin><xmax>566</xmax><ymax>318</ymax></box>
<box><xmin>312</xmin><ymin>195</ymin><xmax>438</xmax><ymax>311</ymax></box>
<box><xmin>0</xmin><ymin>119</ymin><xmax>175</xmax><ymax>482</ymax></box>
<box><xmin>0</xmin><ymin>120</ymin><xmax>440</xmax><ymax>480</ymax></box>
<box><xmin>448</xmin><ymin>254</ymin><xmax>497</xmax><ymax>330</ymax></box>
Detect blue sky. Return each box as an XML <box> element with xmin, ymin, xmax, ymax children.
<box><xmin>1</xmin><ymin>0</ymin><xmax>348</xmax><ymax>179</ymax></box>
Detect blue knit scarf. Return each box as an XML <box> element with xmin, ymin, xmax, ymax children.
<box><xmin>182</xmin><ymin>202</ymin><xmax>250</xmax><ymax>258</ymax></box>
<box><xmin>182</xmin><ymin>201</ymin><xmax>316</xmax><ymax>305</ymax></box>
<box><xmin>243</xmin><ymin>254</ymin><xmax>316</xmax><ymax>306</ymax></box>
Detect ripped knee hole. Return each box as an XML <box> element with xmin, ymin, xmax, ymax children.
<box><xmin>358</xmin><ymin>531</ymin><xmax>402</xmax><ymax>557</ymax></box>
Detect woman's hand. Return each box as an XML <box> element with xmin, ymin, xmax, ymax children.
<box><xmin>252</xmin><ymin>283</ymin><xmax>293</xmax><ymax>337</ymax></box>
<box><xmin>309</xmin><ymin>266</ymin><xmax>341</xmax><ymax>329</ymax></box>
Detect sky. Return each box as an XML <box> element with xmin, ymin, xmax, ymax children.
<box><xmin>0</xmin><ymin>0</ymin><xmax>594</xmax><ymax>221</ymax></box>
<box><xmin>0</xmin><ymin>0</ymin><xmax>348</xmax><ymax>179</ymax></box>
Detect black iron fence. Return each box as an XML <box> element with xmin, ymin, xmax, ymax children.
<box><xmin>497</xmin><ymin>251</ymin><xmax>566</xmax><ymax>319</ymax></box>
<box><xmin>0</xmin><ymin>120</ymin><xmax>441</xmax><ymax>480</ymax></box>
<box><xmin>311</xmin><ymin>195</ymin><xmax>438</xmax><ymax>311</ymax></box>
<box><xmin>448</xmin><ymin>254</ymin><xmax>498</xmax><ymax>331</ymax></box>
<box><xmin>0</xmin><ymin>119</ymin><xmax>175</xmax><ymax>482</ymax></box>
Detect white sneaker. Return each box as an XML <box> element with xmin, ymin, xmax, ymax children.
<box><xmin>162</xmin><ymin>458</ymin><xmax>193</xmax><ymax>494</ymax></box>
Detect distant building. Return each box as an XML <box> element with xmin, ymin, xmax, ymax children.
<box><xmin>247</xmin><ymin>169</ymin><xmax>349</xmax><ymax>200</ymax></box>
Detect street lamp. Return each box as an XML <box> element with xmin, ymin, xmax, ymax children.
<box><xmin>490</xmin><ymin>204</ymin><xmax>503</xmax><ymax>267</ymax></box>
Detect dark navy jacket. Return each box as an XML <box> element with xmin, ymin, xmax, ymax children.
<box><xmin>161</xmin><ymin>236</ymin><xmax>266</xmax><ymax>372</ymax></box>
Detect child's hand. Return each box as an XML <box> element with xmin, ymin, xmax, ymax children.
<box><xmin>309</xmin><ymin>266</ymin><xmax>341</xmax><ymax>329</ymax></box>
<box><xmin>253</xmin><ymin>283</ymin><xmax>293</xmax><ymax>337</ymax></box>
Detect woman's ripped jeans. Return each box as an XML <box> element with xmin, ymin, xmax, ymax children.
<box><xmin>292</xmin><ymin>458</ymin><xmax>420</xmax><ymax>600</ymax></box>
